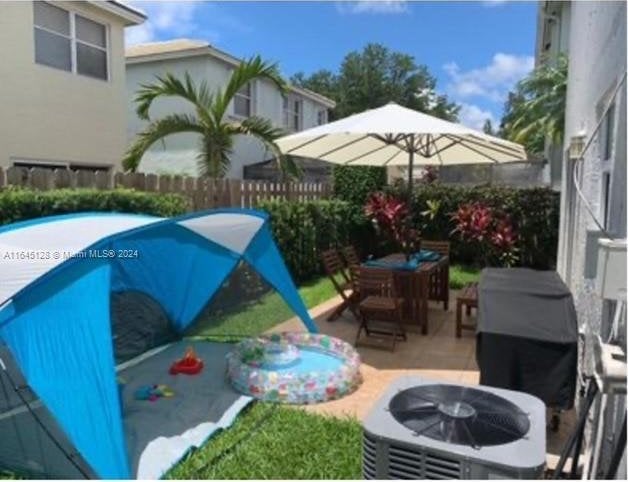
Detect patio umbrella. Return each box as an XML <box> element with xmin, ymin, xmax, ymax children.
<box><xmin>276</xmin><ymin>102</ymin><xmax>527</xmax><ymax>191</ymax></box>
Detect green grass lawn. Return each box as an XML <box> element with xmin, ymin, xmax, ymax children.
<box><xmin>167</xmin><ymin>402</ymin><xmax>362</xmax><ymax>479</ymax></box>
<box><xmin>449</xmin><ymin>264</ymin><xmax>481</xmax><ymax>290</ymax></box>
<box><xmin>189</xmin><ymin>276</ymin><xmax>335</xmax><ymax>338</ymax></box>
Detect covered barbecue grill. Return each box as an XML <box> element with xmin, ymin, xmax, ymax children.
<box><xmin>476</xmin><ymin>268</ymin><xmax>578</xmax><ymax>410</ymax></box>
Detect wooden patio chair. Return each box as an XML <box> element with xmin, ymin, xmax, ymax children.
<box><xmin>321</xmin><ymin>249</ymin><xmax>359</xmax><ymax>321</ymax></box>
<box><xmin>355</xmin><ymin>266</ymin><xmax>407</xmax><ymax>351</ymax></box>
<box><xmin>342</xmin><ymin>245</ymin><xmax>361</xmax><ymax>281</ymax></box>
<box><xmin>421</xmin><ymin>240</ymin><xmax>451</xmax><ymax>310</ymax></box>
<box><xmin>456</xmin><ymin>282</ymin><xmax>478</xmax><ymax>337</ymax></box>
<box><xmin>420</xmin><ymin>240</ymin><xmax>450</xmax><ymax>257</ymax></box>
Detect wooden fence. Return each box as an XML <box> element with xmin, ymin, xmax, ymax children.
<box><xmin>0</xmin><ymin>166</ymin><xmax>332</xmax><ymax>210</ymax></box>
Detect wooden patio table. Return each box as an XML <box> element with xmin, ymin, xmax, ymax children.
<box><xmin>367</xmin><ymin>253</ymin><xmax>449</xmax><ymax>334</ymax></box>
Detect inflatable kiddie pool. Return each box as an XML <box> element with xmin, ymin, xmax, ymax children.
<box><xmin>226</xmin><ymin>332</ymin><xmax>362</xmax><ymax>404</ymax></box>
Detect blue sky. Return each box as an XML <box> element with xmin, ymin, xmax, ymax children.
<box><xmin>125</xmin><ymin>1</ymin><xmax>537</xmax><ymax>130</ymax></box>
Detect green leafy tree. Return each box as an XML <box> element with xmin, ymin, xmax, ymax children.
<box><xmin>483</xmin><ymin>119</ymin><xmax>495</xmax><ymax>135</ymax></box>
<box><xmin>292</xmin><ymin>43</ymin><xmax>459</xmax><ymax>121</ymax></box>
<box><xmin>124</xmin><ymin>56</ymin><xmax>298</xmax><ymax>178</ymax></box>
<box><xmin>500</xmin><ymin>54</ymin><xmax>567</xmax><ymax>156</ymax></box>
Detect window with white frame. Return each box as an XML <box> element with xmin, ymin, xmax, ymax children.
<box><xmin>317</xmin><ymin>109</ymin><xmax>327</xmax><ymax>125</ymax></box>
<box><xmin>234</xmin><ymin>83</ymin><xmax>253</xmax><ymax>117</ymax></box>
<box><xmin>283</xmin><ymin>96</ymin><xmax>302</xmax><ymax>131</ymax></box>
<box><xmin>33</xmin><ymin>2</ymin><xmax>108</xmax><ymax>80</ymax></box>
<box><xmin>600</xmin><ymin>102</ymin><xmax>616</xmax><ymax>229</ymax></box>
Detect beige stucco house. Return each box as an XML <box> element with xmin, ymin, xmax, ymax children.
<box><xmin>125</xmin><ymin>39</ymin><xmax>336</xmax><ymax>179</ymax></box>
<box><xmin>0</xmin><ymin>1</ymin><xmax>145</xmax><ymax>172</ymax></box>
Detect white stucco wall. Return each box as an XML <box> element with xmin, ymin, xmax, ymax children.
<box><xmin>556</xmin><ymin>1</ymin><xmax>626</xmax><ymax>477</ymax></box>
<box><xmin>558</xmin><ymin>0</ymin><xmax>626</xmax><ymax>333</ymax></box>
<box><xmin>126</xmin><ymin>54</ymin><xmax>330</xmax><ymax>179</ymax></box>
<box><xmin>0</xmin><ymin>1</ymin><xmax>131</xmax><ymax>169</ymax></box>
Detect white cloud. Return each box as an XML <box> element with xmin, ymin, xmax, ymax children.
<box><xmin>124</xmin><ymin>1</ymin><xmax>205</xmax><ymax>45</ymax></box>
<box><xmin>458</xmin><ymin>103</ymin><xmax>498</xmax><ymax>131</ymax></box>
<box><xmin>444</xmin><ymin>53</ymin><xmax>534</xmax><ymax>103</ymax></box>
<box><xmin>123</xmin><ymin>1</ymin><xmax>250</xmax><ymax>46</ymax></box>
<box><xmin>336</xmin><ymin>1</ymin><xmax>408</xmax><ymax>15</ymax></box>
<box><xmin>481</xmin><ymin>0</ymin><xmax>509</xmax><ymax>6</ymax></box>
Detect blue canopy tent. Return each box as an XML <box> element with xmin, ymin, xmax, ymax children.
<box><xmin>0</xmin><ymin>209</ymin><xmax>317</xmax><ymax>479</ymax></box>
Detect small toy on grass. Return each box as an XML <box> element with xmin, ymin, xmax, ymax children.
<box><xmin>134</xmin><ymin>384</ymin><xmax>174</xmax><ymax>402</ymax></box>
<box><xmin>169</xmin><ymin>346</ymin><xmax>204</xmax><ymax>375</ymax></box>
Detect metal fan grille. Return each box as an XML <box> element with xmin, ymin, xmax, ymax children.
<box><xmin>388</xmin><ymin>385</ymin><xmax>530</xmax><ymax>448</ymax></box>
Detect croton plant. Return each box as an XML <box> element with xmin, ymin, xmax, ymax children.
<box><xmin>364</xmin><ymin>192</ymin><xmax>421</xmax><ymax>259</ymax></box>
<box><xmin>451</xmin><ymin>202</ymin><xmax>518</xmax><ymax>267</ymax></box>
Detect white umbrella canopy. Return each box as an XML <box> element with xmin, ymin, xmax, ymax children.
<box><xmin>276</xmin><ymin>103</ymin><xmax>526</xmax><ymax>177</ymax></box>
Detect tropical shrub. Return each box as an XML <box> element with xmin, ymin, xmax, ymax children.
<box><xmin>385</xmin><ymin>183</ymin><xmax>559</xmax><ymax>269</ymax></box>
<box><xmin>256</xmin><ymin>199</ymin><xmax>375</xmax><ymax>281</ymax></box>
<box><xmin>451</xmin><ymin>202</ymin><xmax>518</xmax><ymax>267</ymax></box>
<box><xmin>364</xmin><ymin>192</ymin><xmax>420</xmax><ymax>258</ymax></box>
<box><xmin>332</xmin><ymin>165</ymin><xmax>387</xmax><ymax>206</ymax></box>
<box><xmin>0</xmin><ymin>188</ymin><xmax>188</xmax><ymax>226</ymax></box>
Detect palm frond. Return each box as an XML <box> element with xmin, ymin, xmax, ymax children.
<box><xmin>231</xmin><ymin>116</ymin><xmax>300</xmax><ymax>180</ymax></box>
<box><xmin>212</xmin><ymin>56</ymin><xmax>287</xmax><ymax>121</ymax></box>
<box><xmin>135</xmin><ymin>72</ymin><xmax>213</xmax><ymax>121</ymax></box>
<box><xmin>122</xmin><ymin>114</ymin><xmax>203</xmax><ymax>172</ymax></box>
<box><xmin>506</xmin><ymin>53</ymin><xmax>567</xmax><ymax>151</ymax></box>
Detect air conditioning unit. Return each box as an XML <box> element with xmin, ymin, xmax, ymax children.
<box><xmin>596</xmin><ymin>238</ymin><xmax>627</xmax><ymax>300</ymax></box>
<box><xmin>362</xmin><ymin>377</ymin><xmax>546</xmax><ymax>479</ymax></box>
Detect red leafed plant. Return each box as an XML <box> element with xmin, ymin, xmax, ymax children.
<box><xmin>451</xmin><ymin>202</ymin><xmax>518</xmax><ymax>266</ymax></box>
<box><xmin>364</xmin><ymin>192</ymin><xmax>420</xmax><ymax>258</ymax></box>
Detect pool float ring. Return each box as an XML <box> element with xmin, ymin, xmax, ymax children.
<box><xmin>226</xmin><ymin>332</ymin><xmax>362</xmax><ymax>404</ymax></box>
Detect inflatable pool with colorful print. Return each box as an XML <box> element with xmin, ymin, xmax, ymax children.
<box><xmin>226</xmin><ymin>332</ymin><xmax>362</xmax><ymax>404</ymax></box>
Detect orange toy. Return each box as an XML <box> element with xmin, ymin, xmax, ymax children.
<box><xmin>169</xmin><ymin>346</ymin><xmax>204</xmax><ymax>375</ymax></box>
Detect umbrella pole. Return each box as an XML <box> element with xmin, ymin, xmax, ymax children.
<box><xmin>407</xmin><ymin>134</ymin><xmax>414</xmax><ymax>213</ymax></box>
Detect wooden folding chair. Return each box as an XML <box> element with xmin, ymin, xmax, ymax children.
<box><xmin>421</xmin><ymin>240</ymin><xmax>450</xmax><ymax>310</ymax></box>
<box><xmin>321</xmin><ymin>249</ymin><xmax>359</xmax><ymax>321</ymax></box>
<box><xmin>342</xmin><ymin>245</ymin><xmax>361</xmax><ymax>282</ymax></box>
<box><xmin>421</xmin><ymin>240</ymin><xmax>450</xmax><ymax>257</ymax></box>
<box><xmin>355</xmin><ymin>266</ymin><xmax>407</xmax><ymax>351</ymax></box>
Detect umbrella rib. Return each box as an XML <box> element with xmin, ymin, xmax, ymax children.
<box><xmin>371</xmin><ymin>133</ymin><xmax>412</xmax><ymax>152</ymax></box>
<box><xmin>284</xmin><ymin>135</ymin><xmax>329</xmax><ymax>154</ymax></box>
<box><xmin>431</xmin><ymin>138</ymin><xmax>463</xmax><ymax>157</ymax></box>
<box><xmin>450</xmin><ymin>134</ymin><xmax>526</xmax><ymax>159</ymax></box>
<box><xmin>342</xmin><ymin>142</ymin><xmax>396</xmax><ymax>165</ymax></box>
<box><xmin>383</xmin><ymin>149</ymin><xmax>405</xmax><ymax>166</ymax></box>
<box><xmin>443</xmin><ymin>135</ymin><xmax>500</xmax><ymax>163</ymax></box>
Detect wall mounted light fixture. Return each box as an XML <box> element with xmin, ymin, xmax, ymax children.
<box><xmin>568</xmin><ymin>133</ymin><xmax>587</xmax><ymax>160</ymax></box>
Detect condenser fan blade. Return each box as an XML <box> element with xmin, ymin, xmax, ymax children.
<box><xmin>388</xmin><ymin>385</ymin><xmax>531</xmax><ymax>448</ymax></box>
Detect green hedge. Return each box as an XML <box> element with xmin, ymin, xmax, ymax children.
<box><xmin>0</xmin><ymin>188</ymin><xmax>188</xmax><ymax>226</ymax></box>
<box><xmin>387</xmin><ymin>184</ymin><xmax>560</xmax><ymax>269</ymax></box>
<box><xmin>332</xmin><ymin>165</ymin><xmax>387</xmax><ymax>206</ymax></box>
<box><xmin>256</xmin><ymin>199</ymin><xmax>374</xmax><ymax>282</ymax></box>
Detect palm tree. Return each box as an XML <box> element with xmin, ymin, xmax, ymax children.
<box><xmin>501</xmin><ymin>54</ymin><xmax>567</xmax><ymax>155</ymax></box>
<box><xmin>123</xmin><ymin>56</ymin><xmax>299</xmax><ymax>178</ymax></box>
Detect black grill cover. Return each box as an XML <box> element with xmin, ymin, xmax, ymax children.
<box><xmin>476</xmin><ymin>268</ymin><xmax>578</xmax><ymax>409</ymax></box>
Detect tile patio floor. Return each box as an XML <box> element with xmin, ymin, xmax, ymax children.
<box><xmin>268</xmin><ymin>289</ymin><xmax>576</xmax><ymax>470</ymax></box>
